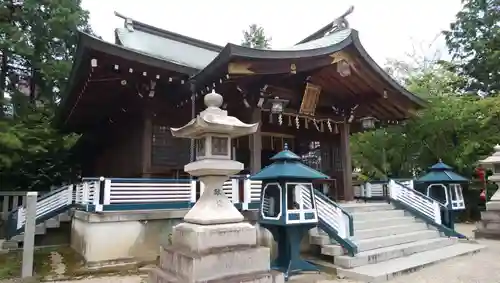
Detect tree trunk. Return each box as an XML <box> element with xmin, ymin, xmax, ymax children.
<box><xmin>0</xmin><ymin>51</ymin><xmax>8</xmax><ymax>117</ymax></box>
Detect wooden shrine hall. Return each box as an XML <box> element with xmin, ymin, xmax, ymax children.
<box><xmin>54</xmin><ymin>10</ymin><xmax>425</xmax><ymax>201</ymax></box>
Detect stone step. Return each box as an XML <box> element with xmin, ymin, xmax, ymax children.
<box><xmin>334</xmin><ymin>237</ymin><xmax>458</xmax><ymax>268</ymax></box>
<box><xmin>44</xmin><ymin>217</ymin><xmax>60</xmax><ymax>229</ymax></box>
<box><xmin>58</xmin><ymin>212</ymin><xmax>72</xmax><ymax>222</ymax></box>
<box><xmin>322</xmin><ymin>230</ymin><xmax>441</xmax><ymax>255</ymax></box>
<box><xmin>337</xmin><ymin>243</ymin><xmax>486</xmax><ymax>282</ymax></box>
<box><xmin>11</xmin><ymin>224</ymin><xmax>46</xmax><ymax>242</ymax></box>
<box><xmin>351</xmin><ymin>209</ymin><xmax>405</xmax><ymax>222</ymax></box>
<box><xmin>354</xmin><ymin>216</ymin><xmax>418</xmax><ymax>230</ymax></box>
<box><xmin>353</xmin><ymin>222</ymin><xmax>429</xmax><ymax>241</ymax></box>
<box><xmin>356</xmin><ymin>230</ymin><xmax>441</xmax><ymax>252</ymax></box>
<box><xmin>1</xmin><ymin>239</ymin><xmax>19</xmax><ymax>250</ymax></box>
<box><xmin>341</xmin><ymin>203</ymin><xmax>394</xmax><ymax>213</ymax></box>
<box><xmin>309</xmin><ymin>222</ymin><xmax>429</xmax><ymax>246</ymax></box>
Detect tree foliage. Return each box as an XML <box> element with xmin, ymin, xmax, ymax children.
<box><xmin>241</xmin><ymin>24</ymin><xmax>272</xmax><ymax>49</ymax></box>
<box><xmin>351</xmin><ymin>65</ymin><xmax>500</xmax><ymax>180</ymax></box>
<box><xmin>444</xmin><ymin>0</ymin><xmax>500</xmax><ymax>94</ymax></box>
<box><xmin>0</xmin><ymin>0</ymin><xmax>92</xmax><ymax>191</ymax></box>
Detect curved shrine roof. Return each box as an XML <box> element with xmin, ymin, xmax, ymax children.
<box><xmin>57</xmin><ymin>14</ymin><xmax>427</xmax><ymax>132</ymax></box>
<box><xmin>192</xmin><ymin>28</ymin><xmax>425</xmax><ymax>109</ymax></box>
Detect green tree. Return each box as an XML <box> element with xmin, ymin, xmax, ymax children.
<box><xmin>444</xmin><ymin>0</ymin><xmax>500</xmax><ymax>94</ymax></box>
<box><xmin>241</xmin><ymin>24</ymin><xmax>272</xmax><ymax>49</ymax></box>
<box><xmin>351</xmin><ymin>63</ymin><xmax>500</xmax><ymax>179</ymax></box>
<box><xmin>0</xmin><ymin>0</ymin><xmax>92</xmax><ymax>191</ymax></box>
<box><xmin>0</xmin><ymin>0</ymin><xmax>92</xmax><ymax>113</ymax></box>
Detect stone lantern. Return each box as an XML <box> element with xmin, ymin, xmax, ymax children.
<box><xmin>475</xmin><ymin>144</ymin><xmax>500</xmax><ymax>239</ymax></box>
<box><xmin>149</xmin><ymin>90</ymin><xmax>284</xmax><ymax>283</ymax></box>
<box><xmin>480</xmin><ymin>144</ymin><xmax>500</xmax><ymax>184</ymax></box>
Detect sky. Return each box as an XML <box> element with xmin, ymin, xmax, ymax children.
<box><xmin>81</xmin><ymin>0</ymin><xmax>464</xmax><ymax>67</ymax></box>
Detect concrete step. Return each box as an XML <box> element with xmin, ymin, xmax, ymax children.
<box><xmin>351</xmin><ymin>209</ymin><xmax>405</xmax><ymax>222</ymax></box>
<box><xmin>341</xmin><ymin>203</ymin><xmax>394</xmax><ymax>213</ymax></box>
<box><xmin>354</xmin><ymin>216</ymin><xmax>418</xmax><ymax>230</ymax></box>
<box><xmin>353</xmin><ymin>222</ymin><xmax>429</xmax><ymax>241</ymax></box>
<box><xmin>58</xmin><ymin>212</ymin><xmax>71</xmax><ymax>222</ymax></box>
<box><xmin>356</xmin><ymin>230</ymin><xmax>441</xmax><ymax>252</ymax></box>
<box><xmin>337</xmin><ymin>243</ymin><xmax>486</xmax><ymax>282</ymax></box>
<box><xmin>310</xmin><ymin>234</ymin><xmax>330</xmax><ymax>246</ymax></box>
<box><xmin>44</xmin><ymin>218</ymin><xmax>60</xmax><ymax>229</ymax></box>
<box><xmin>310</xmin><ymin>222</ymin><xmax>429</xmax><ymax>246</ymax></box>
<box><xmin>334</xmin><ymin>237</ymin><xmax>458</xmax><ymax>268</ymax></box>
<box><xmin>10</xmin><ymin>223</ymin><xmax>47</xmax><ymax>242</ymax></box>
<box><xmin>322</xmin><ymin>230</ymin><xmax>441</xmax><ymax>255</ymax></box>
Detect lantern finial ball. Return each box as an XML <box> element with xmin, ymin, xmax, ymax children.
<box><xmin>204</xmin><ymin>89</ymin><xmax>223</xmax><ymax>108</ymax></box>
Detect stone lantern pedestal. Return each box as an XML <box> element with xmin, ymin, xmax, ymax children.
<box><xmin>149</xmin><ymin>90</ymin><xmax>284</xmax><ymax>283</ymax></box>
<box><xmin>475</xmin><ymin>145</ymin><xmax>500</xmax><ymax>239</ymax></box>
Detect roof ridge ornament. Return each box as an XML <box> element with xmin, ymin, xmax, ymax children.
<box><xmin>114</xmin><ymin>11</ymin><xmax>134</xmax><ymax>32</ymax></box>
<box><xmin>325</xmin><ymin>5</ymin><xmax>354</xmax><ymax>36</ymax></box>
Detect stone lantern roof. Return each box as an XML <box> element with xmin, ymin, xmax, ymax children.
<box><xmin>480</xmin><ymin>145</ymin><xmax>500</xmax><ymax>165</ymax></box>
<box><xmin>170</xmin><ymin>90</ymin><xmax>258</xmax><ymax>139</ymax></box>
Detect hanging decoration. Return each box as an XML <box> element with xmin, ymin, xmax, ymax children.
<box><xmin>299</xmin><ymin>82</ymin><xmax>321</xmax><ymax>115</ymax></box>
<box><xmin>262</xmin><ymin>108</ymin><xmax>344</xmax><ymax>133</ymax></box>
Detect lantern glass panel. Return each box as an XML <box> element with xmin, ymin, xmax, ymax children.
<box><xmin>212</xmin><ymin>136</ymin><xmax>229</xmax><ymax>156</ymax></box>
<box><xmin>195</xmin><ymin>138</ymin><xmax>205</xmax><ymax>158</ymax></box>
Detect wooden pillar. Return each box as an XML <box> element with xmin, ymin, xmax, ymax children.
<box><xmin>141</xmin><ymin>114</ymin><xmax>152</xmax><ymax>177</ymax></box>
<box><xmin>340</xmin><ymin>122</ymin><xmax>354</xmax><ymax>201</ymax></box>
<box><xmin>249</xmin><ymin>108</ymin><xmax>262</xmax><ymax>174</ymax></box>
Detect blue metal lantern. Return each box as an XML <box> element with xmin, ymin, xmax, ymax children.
<box><xmin>251</xmin><ymin>144</ymin><xmax>329</xmax><ymax>280</ymax></box>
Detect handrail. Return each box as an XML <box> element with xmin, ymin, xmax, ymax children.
<box><xmin>393</xmin><ymin>180</ymin><xmax>446</xmax><ymax>208</ymax></box>
<box><xmin>7</xmin><ymin>185</ymin><xmax>71</xmax><ymax>215</ymax></box>
<box><xmin>313</xmin><ymin>190</ymin><xmax>354</xmax><ymax>237</ymax></box>
<box><xmin>310</xmin><ymin>189</ymin><xmax>357</xmax><ymax>256</ymax></box>
<box><xmin>6</xmin><ymin>185</ymin><xmax>74</xmax><ymax>238</ymax></box>
<box><xmin>389</xmin><ymin>179</ymin><xmax>465</xmax><ymax>238</ymax></box>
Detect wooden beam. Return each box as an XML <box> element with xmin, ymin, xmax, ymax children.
<box><xmin>249</xmin><ymin>108</ymin><xmax>262</xmax><ymax>174</ymax></box>
<box><xmin>340</xmin><ymin>122</ymin><xmax>354</xmax><ymax>201</ymax></box>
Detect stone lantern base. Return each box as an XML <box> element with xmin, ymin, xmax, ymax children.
<box><xmin>475</xmin><ymin>189</ymin><xmax>500</xmax><ymax>239</ymax></box>
<box><xmin>148</xmin><ymin>222</ymin><xmax>284</xmax><ymax>283</ymax></box>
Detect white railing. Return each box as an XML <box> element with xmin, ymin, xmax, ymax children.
<box><xmin>15</xmin><ymin>185</ymin><xmax>73</xmax><ymax>230</ymax></box>
<box><xmin>302</xmin><ymin>187</ymin><xmax>352</xmax><ymax>239</ymax></box>
<box><xmin>8</xmin><ymin>175</ymin><xmax>263</xmax><ymax>222</ymax></box>
<box><xmin>104</xmin><ymin>178</ymin><xmax>192</xmax><ymax>205</ymax></box>
<box><xmin>74</xmin><ymin>181</ymin><xmax>99</xmax><ymax>206</ymax></box>
<box><xmin>1</xmin><ymin>192</ymin><xmax>27</xmax><ymax>221</ymax></box>
<box><xmin>355</xmin><ymin>179</ymin><xmax>413</xmax><ymax>199</ymax></box>
<box><xmin>244</xmin><ymin>178</ymin><xmax>262</xmax><ymax>202</ymax></box>
<box><xmin>389</xmin><ymin>179</ymin><xmax>442</xmax><ymax>224</ymax></box>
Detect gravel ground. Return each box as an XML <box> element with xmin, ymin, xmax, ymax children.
<box><xmin>4</xmin><ymin>223</ymin><xmax>496</xmax><ymax>283</ymax></box>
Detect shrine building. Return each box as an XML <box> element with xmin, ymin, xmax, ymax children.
<box><xmin>54</xmin><ymin>12</ymin><xmax>425</xmax><ymax>201</ymax></box>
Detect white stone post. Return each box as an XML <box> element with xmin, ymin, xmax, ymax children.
<box><xmin>22</xmin><ymin>191</ymin><xmax>37</xmax><ymax>278</ymax></box>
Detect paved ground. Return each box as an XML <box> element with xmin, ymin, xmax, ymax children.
<box><xmin>13</xmin><ymin>223</ymin><xmax>498</xmax><ymax>283</ymax></box>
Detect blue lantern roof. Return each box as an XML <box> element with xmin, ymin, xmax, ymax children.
<box><xmin>417</xmin><ymin>160</ymin><xmax>468</xmax><ymax>183</ymax></box>
<box><xmin>251</xmin><ymin>144</ymin><xmax>329</xmax><ymax>181</ymax></box>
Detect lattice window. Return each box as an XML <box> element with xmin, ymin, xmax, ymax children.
<box><xmin>151</xmin><ymin>125</ymin><xmax>189</xmax><ymax>167</ymax></box>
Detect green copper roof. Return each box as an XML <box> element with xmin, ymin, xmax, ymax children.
<box><xmin>251</xmin><ymin>145</ymin><xmax>329</xmax><ymax>181</ymax></box>
<box><xmin>417</xmin><ymin>161</ymin><xmax>468</xmax><ymax>183</ymax></box>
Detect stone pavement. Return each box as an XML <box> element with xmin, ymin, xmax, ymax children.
<box><xmin>32</xmin><ymin>224</ymin><xmax>500</xmax><ymax>283</ymax></box>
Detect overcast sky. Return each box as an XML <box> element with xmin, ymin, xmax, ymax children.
<box><xmin>81</xmin><ymin>0</ymin><xmax>463</xmax><ymax>66</ymax></box>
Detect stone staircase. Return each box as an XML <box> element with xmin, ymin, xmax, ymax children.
<box><xmin>1</xmin><ymin>211</ymin><xmax>72</xmax><ymax>249</ymax></box>
<box><xmin>310</xmin><ymin>202</ymin><xmax>485</xmax><ymax>282</ymax></box>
